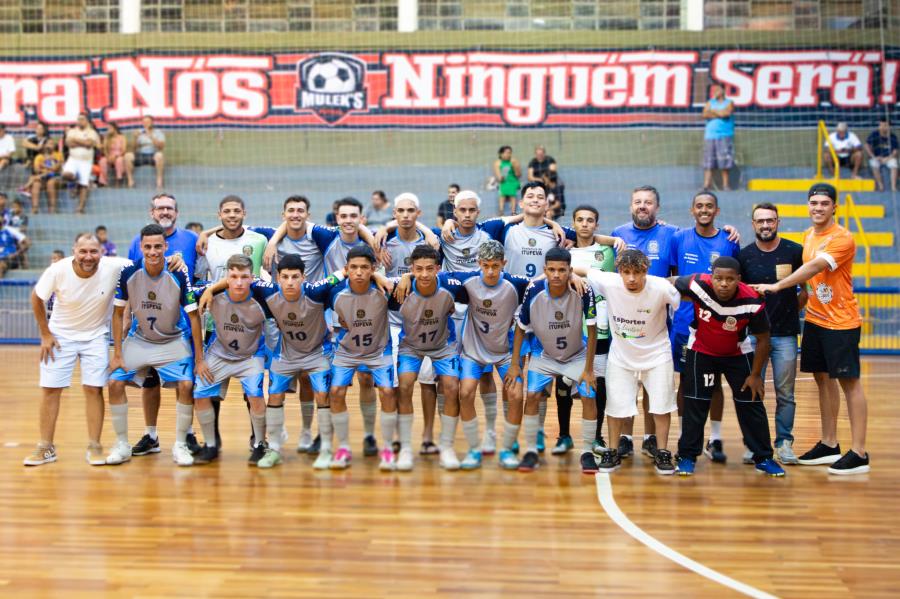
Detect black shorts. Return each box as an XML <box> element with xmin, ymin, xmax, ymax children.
<box><xmin>800</xmin><ymin>321</ymin><xmax>860</xmax><ymax>379</ymax></box>
<box><xmin>594</xmin><ymin>336</ymin><xmax>610</xmax><ymax>356</ymax></box>
<box><xmin>837</xmin><ymin>155</ymin><xmax>851</xmax><ymax>167</ymax></box>
<box><xmin>683</xmin><ymin>349</ymin><xmax>755</xmax><ymax>402</ymax></box>
<box><xmin>134</xmin><ymin>153</ymin><xmax>156</xmax><ymax>167</ymax></box>
<box><xmin>142</xmin><ymin>367</ymin><xmax>161</xmax><ymax>389</ymax></box>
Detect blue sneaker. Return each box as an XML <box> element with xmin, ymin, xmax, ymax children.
<box><xmin>498</xmin><ymin>449</ymin><xmax>519</xmax><ymax>470</ymax></box>
<box><xmin>537</xmin><ymin>429</ymin><xmax>546</xmax><ymax>453</ymax></box>
<box><xmin>676</xmin><ymin>456</ymin><xmax>695</xmax><ymax>476</ymax></box>
<box><xmin>755</xmin><ymin>458</ymin><xmax>786</xmax><ymax>477</ymax></box>
<box><xmin>460</xmin><ymin>450</ymin><xmax>482</xmax><ymax>470</ymax></box>
<box><xmin>511</xmin><ymin>440</ymin><xmax>520</xmax><ymax>455</ymax></box>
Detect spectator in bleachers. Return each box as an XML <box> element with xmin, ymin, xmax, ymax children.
<box><xmin>95</xmin><ymin>225</ymin><xmax>117</xmax><ymax>257</ymax></box>
<box><xmin>0</xmin><ymin>221</ymin><xmax>29</xmax><ymax>278</ymax></box>
<box><xmin>528</xmin><ymin>145</ymin><xmax>556</xmax><ymax>182</ymax></box>
<box><xmin>824</xmin><ymin>122</ymin><xmax>863</xmax><ymax>179</ymax></box>
<box><xmin>125</xmin><ymin>115</ymin><xmax>165</xmax><ymax>189</ymax></box>
<box><xmin>50</xmin><ymin>249</ymin><xmax>64</xmax><ymax>263</ymax></box>
<box><xmin>98</xmin><ymin>122</ymin><xmax>127</xmax><ymax>187</ymax></box>
<box><xmin>702</xmin><ymin>84</ymin><xmax>735</xmax><ymax>191</ymax></box>
<box><xmin>8</xmin><ymin>199</ymin><xmax>27</xmax><ymax>232</ymax></box>
<box><xmin>436</xmin><ymin>183</ymin><xmax>459</xmax><ymax>227</ymax></box>
<box><xmin>0</xmin><ymin>124</ymin><xmax>15</xmax><ymax>174</ymax></box>
<box><xmin>364</xmin><ymin>190</ymin><xmax>393</xmax><ymax>228</ymax></box>
<box><xmin>23</xmin><ymin>141</ymin><xmax>62</xmax><ymax>213</ymax></box>
<box><xmin>185</xmin><ymin>222</ymin><xmax>204</xmax><ymax>235</ymax></box>
<box><xmin>21</xmin><ymin>121</ymin><xmax>49</xmax><ymax>172</ymax></box>
<box><xmin>545</xmin><ymin>171</ymin><xmax>566</xmax><ymax>220</ymax></box>
<box><xmin>865</xmin><ymin>119</ymin><xmax>899</xmax><ymax>192</ymax></box>
<box><xmin>325</xmin><ymin>199</ymin><xmax>341</xmax><ymax>227</ymax></box>
<box><xmin>493</xmin><ymin>145</ymin><xmax>521</xmax><ymax>216</ymax></box>
<box><xmin>62</xmin><ymin>112</ymin><xmax>101</xmax><ymax>214</ymax></box>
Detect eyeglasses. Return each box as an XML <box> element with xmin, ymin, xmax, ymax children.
<box><xmin>753</xmin><ymin>218</ymin><xmax>777</xmax><ymax>225</ymax></box>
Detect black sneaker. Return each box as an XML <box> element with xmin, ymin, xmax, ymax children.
<box><xmin>597</xmin><ymin>448</ymin><xmax>621</xmax><ymax>473</ymax></box>
<box><xmin>827</xmin><ymin>450</ymin><xmax>870</xmax><ymax>475</ymax></box>
<box><xmin>363</xmin><ymin>434</ymin><xmax>378</xmax><ymax>457</ymax></box>
<box><xmin>517</xmin><ymin>450</ymin><xmax>540</xmax><ymax>472</ymax></box>
<box><xmin>617</xmin><ymin>435</ymin><xmax>634</xmax><ymax>458</ymax></box>
<box><xmin>703</xmin><ymin>439</ymin><xmax>727</xmax><ymax>464</ymax></box>
<box><xmin>654</xmin><ymin>449</ymin><xmax>675</xmax><ymax>475</ymax></box>
<box><xmin>798</xmin><ymin>441</ymin><xmax>842</xmax><ymax>466</ymax></box>
<box><xmin>192</xmin><ymin>445</ymin><xmax>219</xmax><ymax>465</ymax></box>
<box><xmin>248</xmin><ymin>443</ymin><xmax>267</xmax><ymax>466</ymax></box>
<box><xmin>132</xmin><ymin>434</ymin><xmax>161</xmax><ymax>456</ymax></box>
<box><xmin>185</xmin><ymin>433</ymin><xmax>202</xmax><ymax>455</ymax></box>
<box><xmin>308</xmin><ymin>434</ymin><xmax>322</xmax><ymax>455</ymax></box>
<box><xmin>641</xmin><ymin>435</ymin><xmax>658</xmax><ymax>458</ymax></box>
<box><xmin>580</xmin><ymin>452</ymin><xmax>598</xmax><ymax>474</ymax></box>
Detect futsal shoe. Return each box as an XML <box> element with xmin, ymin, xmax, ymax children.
<box><xmin>617</xmin><ymin>436</ymin><xmax>634</xmax><ymax>458</ymax></box>
<box><xmin>776</xmin><ymin>441</ymin><xmax>800</xmax><ymax>465</ymax></box>
<box><xmin>537</xmin><ymin>430</ymin><xmax>546</xmax><ymax>453</ymax></box>
<box><xmin>675</xmin><ymin>456</ymin><xmax>695</xmax><ymax>476</ymax></box>
<box><xmin>185</xmin><ymin>433</ymin><xmax>203</xmax><ymax>455</ymax></box>
<box><xmin>461</xmin><ymin>450</ymin><xmax>483</xmax><ymax>470</ymax></box>
<box><xmin>654</xmin><ymin>449</ymin><xmax>676</xmax><ymax>475</ymax></box>
<box><xmin>106</xmin><ymin>440</ymin><xmax>133</xmax><ymax>465</ymax></box>
<box><xmin>419</xmin><ymin>441</ymin><xmax>438</xmax><ymax>455</ymax></box>
<box><xmin>580</xmin><ymin>452</ymin><xmax>598</xmax><ymax>474</ymax></box>
<box><xmin>517</xmin><ymin>451</ymin><xmax>540</xmax><ymax>472</ymax></box>
<box><xmin>296</xmin><ymin>429</ymin><xmax>314</xmax><ymax>453</ymax></box>
<box><xmin>192</xmin><ymin>445</ymin><xmax>219</xmax><ymax>465</ymax></box>
<box><xmin>307</xmin><ymin>434</ymin><xmax>322</xmax><ymax>455</ymax></box>
<box><xmin>330</xmin><ymin>447</ymin><xmax>352</xmax><ymax>470</ymax></box>
<box><xmin>704</xmin><ymin>439</ymin><xmax>727</xmax><ymax>463</ymax></box>
<box><xmin>592</xmin><ymin>438</ymin><xmax>608</xmax><ymax>455</ymax></box>
<box><xmin>257</xmin><ymin>449</ymin><xmax>283</xmax><ymax>469</ymax></box>
<box><xmin>798</xmin><ymin>441</ymin><xmax>842</xmax><ymax>466</ymax></box>
<box><xmin>132</xmin><ymin>434</ymin><xmax>160</xmax><ymax>456</ymax></box>
<box><xmin>247</xmin><ymin>443</ymin><xmax>267</xmax><ymax>466</ymax></box>
<box><xmin>363</xmin><ymin>434</ymin><xmax>379</xmax><ymax>457</ymax></box>
<box><xmin>498</xmin><ymin>449</ymin><xmax>519</xmax><ymax>470</ymax></box>
<box><xmin>551</xmin><ymin>435</ymin><xmax>574</xmax><ymax>455</ymax></box>
<box><xmin>827</xmin><ymin>450</ymin><xmax>870</xmax><ymax>475</ymax></box>
<box><xmin>439</xmin><ymin>446</ymin><xmax>460</xmax><ymax>470</ymax></box>
<box><xmin>597</xmin><ymin>449</ymin><xmax>621</xmax><ymax>473</ymax></box>
<box><xmin>172</xmin><ymin>442</ymin><xmax>194</xmax><ymax>467</ymax></box>
<box><xmin>742</xmin><ymin>448</ymin><xmax>755</xmax><ymax>464</ymax></box>
<box><xmin>480</xmin><ymin>429</ymin><xmax>497</xmax><ymax>455</ymax></box>
<box><xmin>23</xmin><ymin>443</ymin><xmax>57</xmax><ymax>467</ymax></box>
<box><xmin>313</xmin><ymin>448</ymin><xmax>332</xmax><ymax>470</ymax></box>
<box><xmin>378</xmin><ymin>448</ymin><xmax>396</xmax><ymax>471</ymax></box>
<box><xmin>641</xmin><ymin>435</ymin><xmax>658</xmax><ymax>458</ymax></box>
<box><xmin>510</xmin><ymin>440</ymin><xmax>520</xmax><ymax>455</ymax></box>
<box><xmin>755</xmin><ymin>459</ymin><xmax>786</xmax><ymax>477</ymax></box>
<box><xmin>396</xmin><ymin>447</ymin><xmax>415</xmax><ymax>471</ymax></box>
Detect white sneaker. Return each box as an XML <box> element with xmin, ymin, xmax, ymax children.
<box><xmin>776</xmin><ymin>441</ymin><xmax>799</xmax><ymax>465</ymax></box>
<box><xmin>481</xmin><ymin>429</ymin><xmax>497</xmax><ymax>455</ymax></box>
<box><xmin>105</xmin><ymin>440</ymin><xmax>132</xmax><ymax>465</ymax></box>
<box><xmin>296</xmin><ymin>429</ymin><xmax>313</xmax><ymax>453</ymax></box>
<box><xmin>396</xmin><ymin>447</ymin><xmax>415</xmax><ymax>471</ymax></box>
<box><xmin>439</xmin><ymin>446</ymin><xmax>460</xmax><ymax>470</ymax></box>
<box><xmin>172</xmin><ymin>442</ymin><xmax>194</xmax><ymax>467</ymax></box>
<box><xmin>86</xmin><ymin>442</ymin><xmax>105</xmax><ymax>466</ymax></box>
<box><xmin>313</xmin><ymin>448</ymin><xmax>333</xmax><ymax>470</ymax></box>
<box><xmin>742</xmin><ymin>448</ymin><xmax>754</xmax><ymax>464</ymax></box>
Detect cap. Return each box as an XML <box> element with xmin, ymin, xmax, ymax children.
<box><xmin>393</xmin><ymin>192</ymin><xmax>419</xmax><ymax>208</ymax></box>
<box><xmin>808</xmin><ymin>182</ymin><xmax>837</xmax><ymax>201</ymax></box>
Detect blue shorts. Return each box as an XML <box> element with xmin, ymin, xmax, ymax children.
<box><xmin>397</xmin><ymin>353</ymin><xmax>459</xmax><ymax>379</ymax></box>
<box><xmin>109</xmin><ymin>355</ymin><xmax>193</xmax><ymax>385</ymax></box>
<box><xmin>526</xmin><ymin>371</ymin><xmax>596</xmax><ymax>399</ymax></box>
<box><xmin>458</xmin><ymin>356</ymin><xmax>518</xmax><ymax>382</ymax></box>
<box><xmin>509</xmin><ymin>329</ymin><xmax>531</xmax><ymax>359</ymax></box>
<box><xmin>268</xmin><ymin>368</ymin><xmax>331</xmax><ymax>394</ymax></box>
<box><xmin>194</xmin><ymin>373</ymin><xmax>264</xmax><ymax>399</ymax></box>
<box><xmin>671</xmin><ymin>331</ymin><xmax>689</xmax><ymax>373</ymax></box>
<box><xmin>332</xmin><ymin>364</ymin><xmax>393</xmax><ymax>388</ymax></box>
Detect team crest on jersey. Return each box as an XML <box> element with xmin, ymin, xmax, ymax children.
<box><xmin>710</xmin><ymin>252</ymin><xmax>721</xmax><ymax>264</ymax></box>
<box><xmin>148</xmin><ymin>291</ymin><xmax>156</xmax><ymax>301</ymax></box>
<box><xmin>357</xmin><ymin>309</ymin><xmax>366</xmax><ymax>318</ymax></box>
<box><xmin>424</xmin><ymin>309</ymin><xmax>434</xmax><ymax>318</ymax></box>
<box><xmin>230</xmin><ymin>314</ymin><xmax>239</xmax><ymax>323</ymax></box>
<box><xmin>554</xmin><ymin>311</ymin><xmax>564</xmax><ymax>321</ymax></box>
<box><xmin>816</xmin><ymin>282</ymin><xmax>833</xmax><ymax>304</ymax></box>
<box><xmin>648</xmin><ymin>240</ymin><xmax>659</xmax><ymax>254</ymax></box>
<box><xmin>296</xmin><ymin>53</ymin><xmax>368</xmax><ymax>124</ymax></box>
<box><xmin>723</xmin><ymin>316</ymin><xmax>738</xmax><ymax>331</ymax></box>
<box><xmin>288</xmin><ymin>312</ymin><xmax>297</xmax><ymax>320</ymax></box>
<box><xmin>462</xmin><ymin>248</ymin><xmax>470</xmax><ymax>257</ymax></box>
<box><xmin>528</xmin><ymin>238</ymin><xmax>537</xmax><ymax>247</ymax></box>
<box><xmin>404</xmin><ymin>257</ymin><xmax>411</xmax><ymax>265</ymax></box>
<box><xmin>242</xmin><ymin>245</ymin><xmax>253</xmax><ymax>257</ymax></box>
<box><xmin>483</xmin><ymin>299</ymin><xmax>492</xmax><ymax>308</ymax></box>
<box><xmin>594</xmin><ymin>251</ymin><xmax>604</xmax><ymax>261</ymax></box>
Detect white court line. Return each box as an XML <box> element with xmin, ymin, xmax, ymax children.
<box><xmin>595</xmin><ymin>474</ymin><xmax>779</xmax><ymax>599</ymax></box>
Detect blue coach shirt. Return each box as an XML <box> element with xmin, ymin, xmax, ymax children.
<box><xmin>611</xmin><ymin>222</ymin><xmax>679</xmax><ymax>278</ymax></box>
<box><xmin>128</xmin><ymin>227</ymin><xmax>199</xmax><ymax>282</ymax></box>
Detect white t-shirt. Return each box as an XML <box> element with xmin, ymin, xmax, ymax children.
<box><xmin>586</xmin><ymin>271</ymin><xmax>680</xmax><ymax>369</ymax></box>
<box><xmin>202</xmin><ymin>229</ymin><xmax>269</xmax><ymax>282</ymax></box>
<box><xmin>33</xmin><ymin>256</ymin><xmax>131</xmax><ymax>340</ymax></box>
<box><xmin>827</xmin><ymin>131</ymin><xmax>862</xmax><ymax>158</ymax></box>
<box><xmin>0</xmin><ymin>133</ymin><xmax>15</xmax><ymax>157</ymax></box>
<box><xmin>66</xmin><ymin>127</ymin><xmax>100</xmax><ymax>162</ymax></box>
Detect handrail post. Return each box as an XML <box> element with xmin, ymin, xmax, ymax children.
<box><xmin>818</xmin><ymin>120</ymin><xmax>841</xmax><ymax>184</ymax></box>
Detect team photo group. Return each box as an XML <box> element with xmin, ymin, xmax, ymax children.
<box><xmin>24</xmin><ymin>178</ymin><xmax>870</xmax><ymax>478</ymax></box>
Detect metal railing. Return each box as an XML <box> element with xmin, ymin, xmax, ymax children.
<box><xmin>816</xmin><ymin>119</ymin><xmax>841</xmax><ymax>184</ymax></box>
<box><xmin>840</xmin><ymin>193</ymin><xmax>873</xmax><ymax>288</ymax></box>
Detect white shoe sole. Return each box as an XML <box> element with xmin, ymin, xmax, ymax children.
<box><xmin>379</xmin><ymin>462</ymin><xmax>395</xmax><ymax>471</ymax></box>
<box><xmin>655</xmin><ymin>467</ymin><xmax>675</xmax><ymax>475</ymax></box>
<box><xmin>827</xmin><ymin>464</ymin><xmax>870</xmax><ymax>475</ymax></box>
<box><xmin>777</xmin><ymin>455</ymin><xmax>800</xmax><ymax>465</ymax></box>
<box><xmin>597</xmin><ymin>465</ymin><xmax>620</xmax><ymax>474</ymax></box>
<box><xmin>329</xmin><ymin>462</ymin><xmax>350</xmax><ymax>470</ymax></box>
<box><xmin>440</xmin><ymin>461</ymin><xmax>460</xmax><ymax>471</ymax></box>
<box><xmin>396</xmin><ymin>462</ymin><xmax>414</xmax><ymax>472</ymax></box>
<box><xmin>313</xmin><ymin>461</ymin><xmax>330</xmax><ymax>470</ymax></box>
<box><xmin>798</xmin><ymin>455</ymin><xmax>841</xmax><ymax>466</ymax></box>
<box><xmin>23</xmin><ymin>456</ymin><xmax>57</xmax><ymax>466</ymax></box>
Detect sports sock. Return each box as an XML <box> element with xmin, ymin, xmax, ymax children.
<box><xmin>300</xmin><ymin>400</ymin><xmax>315</xmax><ymax>432</ymax></box>
<box><xmin>332</xmin><ymin>411</ymin><xmax>350</xmax><ymax>449</ymax></box>
<box><xmin>436</xmin><ymin>393</ymin><xmax>446</xmax><ymax>416</ymax></box>
<box><xmin>710</xmin><ymin>420</ymin><xmax>722</xmax><ymax>442</ymax></box>
<box><xmin>538</xmin><ymin>400</ymin><xmax>547</xmax><ymax>429</ymax></box>
<box><xmin>582</xmin><ymin>419</ymin><xmax>597</xmax><ymax>453</ymax></box>
<box><xmin>462</xmin><ymin>418</ymin><xmax>480</xmax><ymax>451</ymax></box>
<box><xmin>556</xmin><ymin>379</ymin><xmax>572</xmax><ymax>437</ymax></box>
<box><xmin>398</xmin><ymin>413</ymin><xmax>414</xmax><ymax>451</ymax></box>
<box><xmin>175</xmin><ymin>402</ymin><xmax>193</xmax><ymax>444</ymax></box>
<box><xmin>380</xmin><ymin>410</ymin><xmax>398</xmax><ymax>450</ymax></box>
<box><xmin>439</xmin><ymin>414</ymin><xmax>458</xmax><ymax>449</ymax></box>
<box><xmin>250</xmin><ymin>412</ymin><xmax>266</xmax><ymax>449</ymax></box>
<box><xmin>317</xmin><ymin>407</ymin><xmax>333</xmax><ymax>451</ymax></box>
<box><xmin>266</xmin><ymin>406</ymin><xmax>285</xmax><ymax>452</ymax></box>
<box><xmin>360</xmin><ymin>400</ymin><xmax>376</xmax><ymax>437</ymax></box>
<box><xmin>524</xmin><ymin>414</ymin><xmax>540</xmax><ymax>453</ymax></box>
<box><xmin>111</xmin><ymin>403</ymin><xmax>128</xmax><ymax>444</ymax></box>
<box><xmin>197</xmin><ymin>408</ymin><xmax>216</xmax><ymax>447</ymax></box>
<box><xmin>502</xmin><ymin>399</ymin><xmax>509</xmax><ymax>420</ymax></box>
<box><xmin>145</xmin><ymin>425</ymin><xmax>158</xmax><ymax>440</ymax></box>
<box><xmin>481</xmin><ymin>392</ymin><xmax>497</xmax><ymax>432</ymax></box>
<box><xmin>502</xmin><ymin>421</ymin><xmax>520</xmax><ymax>451</ymax></box>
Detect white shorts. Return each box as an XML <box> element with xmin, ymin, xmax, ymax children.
<box><xmin>390</xmin><ymin>324</ymin><xmax>436</xmax><ymax>386</ymax></box>
<box><xmin>870</xmin><ymin>157</ymin><xmax>899</xmax><ymax>170</ymax></box>
<box><xmin>39</xmin><ymin>334</ymin><xmax>110</xmax><ymax>388</ymax></box>
<box><xmin>62</xmin><ymin>157</ymin><xmax>93</xmax><ymax>186</ymax></box>
<box><xmin>605</xmin><ymin>359</ymin><xmax>676</xmax><ymax>418</ymax></box>
<box><xmin>593</xmin><ymin>352</ymin><xmax>608</xmax><ymax>378</ymax></box>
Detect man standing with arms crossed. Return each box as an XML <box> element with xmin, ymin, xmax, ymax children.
<box><xmin>753</xmin><ymin>183</ymin><xmax>869</xmax><ymax>475</ymax></box>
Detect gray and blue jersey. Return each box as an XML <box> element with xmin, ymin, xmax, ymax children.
<box><xmin>479</xmin><ymin>218</ymin><xmax>577</xmax><ymax>278</ymax></box>
<box><xmin>390</xmin><ymin>272</ymin><xmax>462</xmax><ymax>358</ymax></box>
<box><xmin>203</xmin><ymin>289</ymin><xmax>270</xmax><ymax>361</ymax></box>
<box><xmin>440</xmin><ymin>227</ymin><xmax>493</xmax><ymax>273</ymax></box>
<box><xmin>114</xmin><ymin>258</ymin><xmax>196</xmax><ymax>343</ymax></box>
<box><xmin>454</xmin><ymin>271</ymin><xmax>530</xmax><ymax>364</ymax></box>
<box><xmin>327</xmin><ymin>280</ymin><xmax>392</xmax><ymax>367</ymax></box>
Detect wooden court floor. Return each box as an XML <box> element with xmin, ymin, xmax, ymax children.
<box><xmin>1</xmin><ymin>346</ymin><xmax>898</xmax><ymax>598</ymax></box>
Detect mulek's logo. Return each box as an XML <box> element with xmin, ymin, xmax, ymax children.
<box><xmin>296</xmin><ymin>53</ymin><xmax>368</xmax><ymax>124</ymax></box>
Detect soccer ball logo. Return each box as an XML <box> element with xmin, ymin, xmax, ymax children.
<box><xmin>297</xmin><ymin>53</ymin><xmax>368</xmax><ymax>124</ymax></box>
<box><xmin>309</xmin><ymin>57</ymin><xmax>357</xmax><ymax>94</ymax></box>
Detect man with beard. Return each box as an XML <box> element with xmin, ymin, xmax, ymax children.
<box><xmin>738</xmin><ymin>202</ymin><xmax>806</xmax><ymax>465</ymax></box>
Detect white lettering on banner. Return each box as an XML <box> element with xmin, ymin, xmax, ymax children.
<box><xmin>0</xmin><ymin>61</ymin><xmax>89</xmax><ymax>124</ymax></box>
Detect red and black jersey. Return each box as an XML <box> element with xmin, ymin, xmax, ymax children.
<box><xmin>674</xmin><ymin>274</ymin><xmax>769</xmax><ymax>357</ymax></box>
